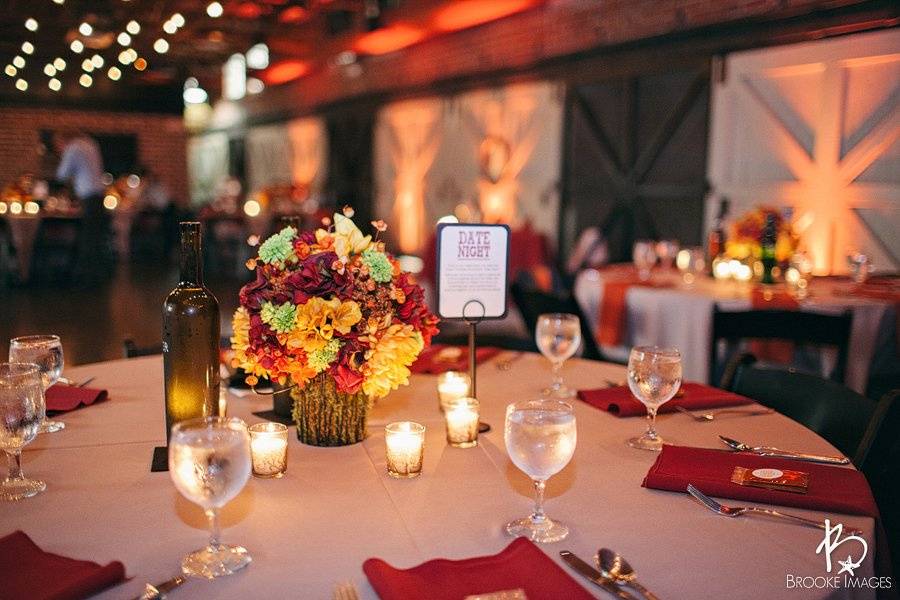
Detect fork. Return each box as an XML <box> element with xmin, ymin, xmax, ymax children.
<box><xmin>675</xmin><ymin>405</ymin><xmax>773</xmax><ymax>422</ymax></box>
<box><xmin>686</xmin><ymin>484</ymin><xmax>862</xmax><ymax>535</ymax></box>
<box><xmin>332</xmin><ymin>582</ymin><xmax>360</xmax><ymax>600</ymax></box>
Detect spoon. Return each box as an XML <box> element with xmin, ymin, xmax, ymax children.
<box><xmin>596</xmin><ymin>548</ymin><xmax>660</xmax><ymax>600</ymax></box>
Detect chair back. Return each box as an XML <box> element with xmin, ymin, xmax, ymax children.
<box><xmin>510</xmin><ymin>281</ymin><xmax>603</xmax><ymax>361</ymax></box>
<box><xmin>710</xmin><ymin>307</ymin><xmax>852</xmax><ymax>384</ymax></box>
<box><xmin>123</xmin><ymin>338</ymin><xmax>163</xmax><ymax>358</ymax></box>
<box><xmin>727</xmin><ymin>357</ymin><xmax>875</xmax><ymax>463</ymax></box>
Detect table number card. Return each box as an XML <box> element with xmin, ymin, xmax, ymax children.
<box><xmin>436</xmin><ymin>223</ymin><xmax>509</xmax><ymax>320</ymax></box>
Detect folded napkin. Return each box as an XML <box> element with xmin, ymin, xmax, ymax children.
<box><xmin>363</xmin><ymin>538</ymin><xmax>594</xmax><ymax>600</ymax></box>
<box><xmin>44</xmin><ymin>385</ymin><xmax>108</xmax><ymax>413</ymax></box>
<box><xmin>577</xmin><ymin>382</ymin><xmax>753</xmax><ymax>417</ymax></box>
<box><xmin>0</xmin><ymin>530</ymin><xmax>126</xmax><ymax>600</ymax></box>
<box><xmin>410</xmin><ymin>344</ymin><xmax>502</xmax><ymax>375</ymax></box>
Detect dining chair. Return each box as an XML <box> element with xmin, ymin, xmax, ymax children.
<box><xmin>723</xmin><ymin>354</ymin><xmax>894</xmax><ymax>467</ymax></box>
<box><xmin>710</xmin><ymin>307</ymin><xmax>852</xmax><ymax>384</ymax></box>
<box><xmin>510</xmin><ymin>281</ymin><xmax>604</xmax><ymax>361</ymax></box>
<box><xmin>123</xmin><ymin>338</ymin><xmax>164</xmax><ymax>358</ymax></box>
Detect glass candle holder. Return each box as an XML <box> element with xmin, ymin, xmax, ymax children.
<box><xmin>443</xmin><ymin>397</ymin><xmax>479</xmax><ymax>448</ymax></box>
<box><xmin>385</xmin><ymin>421</ymin><xmax>425</xmax><ymax>479</ymax></box>
<box><xmin>437</xmin><ymin>371</ymin><xmax>471</xmax><ymax>410</ymax></box>
<box><xmin>249</xmin><ymin>422</ymin><xmax>288</xmax><ymax>478</ymax></box>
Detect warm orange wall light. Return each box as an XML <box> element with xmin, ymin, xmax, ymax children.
<box><xmin>262</xmin><ymin>60</ymin><xmax>311</xmax><ymax>85</ymax></box>
<box><xmin>353</xmin><ymin>24</ymin><xmax>426</xmax><ymax>56</ymax></box>
<box><xmin>432</xmin><ymin>0</ymin><xmax>538</xmax><ymax>32</ymax></box>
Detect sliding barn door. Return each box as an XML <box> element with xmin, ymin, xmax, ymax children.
<box><xmin>707</xmin><ymin>28</ymin><xmax>900</xmax><ymax>274</ymax></box>
<box><xmin>561</xmin><ymin>62</ymin><xmax>710</xmax><ymax>261</ymax></box>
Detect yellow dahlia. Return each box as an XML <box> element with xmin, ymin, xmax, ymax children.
<box><xmin>362</xmin><ymin>324</ymin><xmax>423</xmax><ymax>399</ymax></box>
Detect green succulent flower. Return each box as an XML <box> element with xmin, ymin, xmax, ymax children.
<box><xmin>258</xmin><ymin>227</ymin><xmax>296</xmax><ymax>265</ymax></box>
<box><xmin>308</xmin><ymin>338</ymin><xmax>341</xmax><ymax>373</ymax></box>
<box><xmin>260</xmin><ymin>301</ymin><xmax>297</xmax><ymax>334</ymax></box>
<box><xmin>362</xmin><ymin>249</ymin><xmax>393</xmax><ymax>283</ymax></box>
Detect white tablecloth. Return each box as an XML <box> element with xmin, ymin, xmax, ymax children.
<box><xmin>574</xmin><ymin>269</ymin><xmax>896</xmax><ymax>393</ymax></box>
<box><xmin>0</xmin><ymin>355</ymin><xmax>878</xmax><ymax>599</ymax></box>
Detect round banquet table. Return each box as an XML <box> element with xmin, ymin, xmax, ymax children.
<box><xmin>1</xmin><ymin>354</ymin><xmax>877</xmax><ymax>600</ymax></box>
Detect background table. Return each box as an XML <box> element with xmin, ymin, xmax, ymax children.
<box><xmin>574</xmin><ymin>268</ymin><xmax>896</xmax><ymax>393</ymax></box>
<box><xmin>0</xmin><ymin>354</ymin><xmax>877</xmax><ymax>599</ymax></box>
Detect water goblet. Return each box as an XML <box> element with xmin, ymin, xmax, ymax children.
<box><xmin>0</xmin><ymin>363</ymin><xmax>46</xmax><ymax>500</ymax></box>
<box><xmin>626</xmin><ymin>346</ymin><xmax>682</xmax><ymax>451</ymax></box>
<box><xmin>169</xmin><ymin>416</ymin><xmax>252</xmax><ymax>579</ymax></box>
<box><xmin>9</xmin><ymin>335</ymin><xmax>65</xmax><ymax>433</ymax></box>
<box><xmin>632</xmin><ymin>241</ymin><xmax>657</xmax><ymax>281</ymax></box>
<box><xmin>535</xmin><ymin>313</ymin><xmax>581</xmax><ymax>399</ymax></box>
<box><xmin>655</xmin><ymin>240</ymin><xmax>680</xmax><ymax>270</ymax></box>
<box><xmin>504</xmin><ymin>399</ymin><xmax>577</xmax><ymax>543</ymax></box>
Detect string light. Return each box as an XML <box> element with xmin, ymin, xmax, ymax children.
<box><xmin>108</xmin><ymin>66</ymin><xmax>121</xmax><ymax>80</ymax></box>
<box><xmin>81</xmin><ymin>59</ymin><xmax>94</xmax><ymax>72</ymax></box>
<box><xmin>53</xmin><ymin>0</ymin><xmax>65</xmax><ymax>4</ymax></box>
<box><xmin>153</xmin><ymin>39</ymin><xmax>169</xmax><ymax>54</ymax></box>
<box><xmin>4</xmin><ymin>65</ymin><xmax>16</xmax><ymax>77</ymax></box>
<box><xmin>163</xmin><ymin>20</ymin><xmax>177</xmax><ymax>34</ymax></box>
<box><xmin>91</xmin><ymin>54</ymin><xmax>104</xmax><ymax>68</ymax></box>
<box><xmin>246</xmin><ymin>77</ymin><xmax>264</xmax><ymax>94</ymax></box>
<box><xmin>207</xmin><ymin>2</ymin><xmax>224</xmax><ymax>18</ymax></box>
<box><xmin>126</xmin><ymin>20</ymin><xmax>140</xmax><ymax>35</ymax></box>
<box><xmin>15</xmin><ymin>79</ymin><xmax>28</xmax><ymax>91</ymax></box>
<box><xmin>53</xmin><ymin>58</ymin><xmax>66</xmax><ymax>71</ymax></box>
<box><xmin>78</xmin><ymin>22</ymin><xmax>92</xmax><ymax>36</ymax></box>
<box><xmin>12</xmin><ymin>56</ymin><xmax>25</xmax><ymax>69</ymax></box>
<box><xmin>49</xmin><ymin>78</ymin><xmax>61</xmax><ymax>91</ymax></box>
<box><xmin>134</xmin><ymin>57</ymin><xmax>147</xmax><ymax>71</ymax></box>
<box><xmin>171</xmin><ymin>13</ymin><xmax>185</xmax><ymax>27</ymax></box>
<box><xmin>117</xmin><ymin>32</ymin><xmax>131</xmax><ymax>46</ymax></box>
<box><xmin>21</xmin><ymin>42</ymin><xmax>34</xmax><ymax>55</ymax></box>
<box><xmin>25</xmin><ymin>18</ymin><xmax>39</xmax><ymax>32</ymax></box>
<box><xmin>44</xmin><ymin>64</ymin><xmax>56</xmax><ymax>77</ymax></box>
<box><xmin>70</xmin><ymin>40</ymin><xmax>84</xmax><ymax>53</ymax></box>
<box><xmin>79</xmin><ymin>73</ymin><xmax>92</xmax><ymax>87</ymax></box>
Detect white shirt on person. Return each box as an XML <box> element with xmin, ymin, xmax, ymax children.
<box><xmin>55</xmin><ymin>136</ymin><xmax>105</xmax><ymax>200</ymax></box>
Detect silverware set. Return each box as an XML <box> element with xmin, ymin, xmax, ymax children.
<box><xmin>719</xmin><ymin>435</ymin><xmax>850</xmax><ymax>464</ymax></box>
<box><xmin>560</xmin><ymin>549</ymin><xmax>660</xmax><ymax>599</ymax></box>
<box><xmin>674</xmin><ymin>405</ymin><xmax>773</xmax><ymax>421</ymax></box>
<box><xmin>57</xmin><ymin>376</ymin><xmax>95</xmax><ymax>387</ymax></box>
<box><xmin>130</xmin><ymin>575</ymin><xmax>187</xmax><ymax>600</ymax></box>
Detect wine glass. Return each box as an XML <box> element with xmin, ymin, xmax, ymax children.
<box><xmin>655</xmin><ymin>240</ymin><xmax>680</xmax><ymax>270</ymax></box>
<box><xmin>627</xmin><ymin>346</ymin><xmax>682</xmax><ymax>451</ymax></box>
<box><xmin>9</xmin><ymin>335</ymin><xmax>65</xmax><ymax>433</ymax></box>
<box><xmin>504</xmin><ymin>399</ymin><xmax>577</xmax><ymax>543</ymax></box>
<box><xmin>632</xmin><ymin>241</ymin><xmax>657</xmax><ymax>281</ymax></box>
<box><xmin>169</xmin><ymin>416</ymin><xmax>252</xmax><ymax>579</ymax></box>
<box><xmin>0</xmin><ymin>363</ymin><xmax>46</xmax><ymax>500</ymax></box>
<box><xmin>676</xmin><ymin>247</ymin><xmax>706</xmax><ymax>286</ymax></box>
<box><xmin>535</xmin><ymin>313</ymin><xmax>581</xmax><ymax>399</ymax></box>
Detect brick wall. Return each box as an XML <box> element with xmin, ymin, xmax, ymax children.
<box><xmin>0</xmin><ymin>107</ymin><xmax>188</xmax><ymax>204</ymax></box>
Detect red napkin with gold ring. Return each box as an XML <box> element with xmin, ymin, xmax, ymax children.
<box><xmin>363</xmin><ymin>538</ymin><xmax>594</xmax><ymax>600</ymax></box>
<box><xmin>0</xmin><ymin>530</ymin><xmax>126</xmax><ymax>600</ymax></box>
<box><xmin>44</xmin><ymin>385</ymin><xmax>108</xmax><ymax>413</ymax></box>
<box><xmin>410</xmin><ymin>344</ymin><xmax>502</xmax><ymax>375</ymax></box>
<box><xmin>577</xmin><ymin>382</ymin><xmax>753</xmax><ymax>417</ymax></box>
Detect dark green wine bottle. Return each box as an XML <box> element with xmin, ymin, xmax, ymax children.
<box><xmin>162</xmin><ymin>222</ymin><xmax>220</xmax><ymax>442</ymax></box>
<box><xmin>760</xmin><ymin>213</ymin><xmax>778</xmax><ymax>285</ymax></box>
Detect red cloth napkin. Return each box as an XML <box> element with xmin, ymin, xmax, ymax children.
<box><xmin>410</xmin><ymin>344</ymin><xmax>502</xmax><ymax>375</ymax></box>
<box><xmin>44</xmin><ymin>385</ymin><xmax>108</xmax><ymax>413</ymax></box>
<box><xmin>0</xmin><ymin>531</ymin><xmax>126</xmax><ymax>600</ymax></box>
<box><xmin>750</xmin><ymin>286</ymin><xmax>800</xmax><ymax>363</ymax></box>
<box><xmin>577</xmin><ymin>382</ymin><xmax>753</xmax><ymax>417</ymax></box>
<box><xmin>363</xmin><ymin>538</ymin><xmax>594</xmax><ymax>600</ymax></box>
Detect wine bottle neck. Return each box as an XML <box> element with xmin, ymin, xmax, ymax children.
<box><xmin>179</xmin><ymin>223</ymin><xmax>203</xmax><ymax>285</ymax></box>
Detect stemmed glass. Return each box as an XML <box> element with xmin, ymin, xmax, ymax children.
<box><xmin>0</xmin><ymin>363</ymin><xmax>46</xmax><ymax>500</ymax></box>
<box><xmin>676</xmin><ymin>247</ymin><xmax>706</xmax><ymax>286</ymax></box>
<box><xmin>535</xmin><ymin>313</ymin><xmax>581</xmax><ymax>399</ymax></box>
<box><xmin>627</xmin><ymin>346</ymin><xmax>682</xmax><ymax>451</ymax></box>
<box><xmin>632</xmin><ymin>241</ymin><xmax>657</xmax><ymax>281</ymax></box>
<box><xmin>504</xmin><ymin>399</ymin><xmax>577</xmax><ymax>543</ymax></box>
<box><xmin>655</xmin><ymin>240</ymin><xmax>680</xmax><ymax>270</ymax></box>
<box><xmin>169</xmin><ymin>416</ymin><xmax>252</xmax><ymax>579</ymax></box>
<box><xmin>9</xmin><ymin>335</ymin><xmax>65</xmax><ymax>433</ymax></box>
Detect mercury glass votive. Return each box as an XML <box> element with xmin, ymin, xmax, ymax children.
<box><xmin>385</xmin><ymin>421</ymin><xmax>425</xmax><ymax>479</ymax></box>
<box><xmin>437</xmin><ymin>371</ymin><xmax>471</xmax><ymax>410</ymax></box>
<box><xmin>249</xmin><ymin>422</ymin><xmax>288</xmax><ymax>478</ymax></box>
<box><xmin>443</xmin><ymin>397</ymin><xmax>480</xmax><ymax>448</ymax></box>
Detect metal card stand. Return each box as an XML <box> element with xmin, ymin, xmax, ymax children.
<box><xmin>463</xmin><ymin>299</ymin><xmax>491</xmax><ymax>433</ymax></box>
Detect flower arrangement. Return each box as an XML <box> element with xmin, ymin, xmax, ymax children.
<box><xmin>230</xmin><ymin>207</ymin><xmax>438</xmax><ymax>445</ymax></box>
<box><xmin>725</xmin><ymin>206</ymin><xmax>798</xmax><ymax>263</ymax></box>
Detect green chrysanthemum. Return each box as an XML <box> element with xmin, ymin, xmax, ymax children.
<box><xmin>362</xmin><ymin>249</ymin><xmax>392</xmax><ymax>283</ymax></box>
<box><xmin>258</xmin><ymin>227</ymin><xmax>296</xmax><ymax>265</ymax></box>
<box><xmin>308</xmin><ymin>338</ymin><xmax>341</xmax><ymax>373</ymax></box>
<box><xmin>260</xmin><ymin>301</ymin><xmax>297</xmax><ymax>334</ymax></box>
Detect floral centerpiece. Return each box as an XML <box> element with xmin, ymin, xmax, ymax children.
<box><xmin>725</xmin><ymin>205</ymin><xmax>798</xmax><ymax>264</ymax></box>
<box><xmin>230</xmin><ymin>207</ymin><xmax>439</xmax><ymax>446</ymax></box>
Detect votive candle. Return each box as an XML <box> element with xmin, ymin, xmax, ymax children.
<box><xmin>385</xmin><ymin>421</ymin><xmax>425</xmax><ymax>478</ymax></box>
<box><xmin>249</xmin><ymin>422</ymin><xmax>288</xmax><ymax>478</ymax></box>
<box><xmin>437</xmin><ymin>371</ymin><xmax>471</xmax><ymax>410</ymax></box>
<box><xmin>443</xmin><ymin>397</ymin><xmax>479</xmax><ymax>448</ymax></box>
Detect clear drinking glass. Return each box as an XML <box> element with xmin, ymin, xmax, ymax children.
<box><xmin>535</xmin><ymin>313</ymin><xmax>581</xmax><ymax>399</ymax></box>
<box><xmin>655</xmin><ymin>240</ymin><xmax>680</xmax><ymax>270</ymax></box>
<box><xmin>847</xmin><ymin>253</ymin><xmax>872</xmax><ymax>284</ymax></box>
<box><xmin>0</xmin><ymin>363</ymin><xmax>46</xmax><ymax>500</ymax></box>
<box><xmin>627</xmin><ymin>346</ymin><xmax>682</xmax><ymax>451</ymax></box>
<box><xmin>169</xmin><ymin>416</ymin><xmax>252</xmax><ymax>579</ymax></box>
<box><xmin>504</xmin><ymin>399</ymin><xmax>577</xmax><ymax>543</ymax></box>
<box><xmin>9</xmin><ymin>335</ymin><xmax>65</xmax><ymax>433</ymax></box>
<box><xmin>676</xmin><ymin>247</ymin><xmax>706</xmax><ymax>286</ymax></box>
<box><xmin>632</xmin><ymin>241</ymin><xmax>657</xmax><ymax>281</ymax></box>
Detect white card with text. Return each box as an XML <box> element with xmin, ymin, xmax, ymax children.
<box><xmin>436</xmin><ymin>223</ymin><xmax>509</xmax><ymax>320</ymax></box>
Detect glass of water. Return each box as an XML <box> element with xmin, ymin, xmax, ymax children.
<box><xmin>676</xmin><ymin>247</ymin><xmax>706</xmax><ymax>286</ymax></box>
<box><xmin>655</xmin><ymin>240</ymin><xmax>680</xmax><ymax>270</ymax></box>
<box><xmin>169</xmin><ymin>416</ymin><xmax>252</xmax><ymax>578</ymax></box>
<box><xmin>627</xmin><ymin>346</ymin><xmax>682</xmax><ymax>451</ymax></box>
<box><xmin>536</xmin><ymin>313</ymin><xmax>581</xmax><ymax>399</ymax></box>
<box><xmin>9</xmin><ymin>335</ymin><xmax>65</xmax><ymax>433</ymax></box>
<box><xmin>0</xmin><ymin>363</ymin><xmax>46</xmax><ymax>501</ymax></box>
<box><xmin>632</xmin><ymin>240</ymin><xmax>657</xmax><ymax>281</ymax></box>
<box><xmin>504</xmin><ymin>399</ymin><xmax>577</xmax><ymax>543</ymax></box>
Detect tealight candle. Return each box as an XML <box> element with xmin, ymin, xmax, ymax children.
<box><xmin>443</xmin><ymin>397</ymin><xmax>479</xmax><ymax>448</ymax></box>
<box><xmin>385</xmin><ymin>421</ymin><xmax>425</xmax><ymax>478</ymax></box>
<box><xmin>249</xmin><ymin>422</ymin><xmax>288</xmax><ymax>478</ymax></box>
<box><xmin>436</xmin><ymin>371</ymin><xmax>471</xmax><ymax>410</ymax></box>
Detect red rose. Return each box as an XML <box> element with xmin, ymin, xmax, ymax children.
<box><xmin>333</xmin><ymin>363</ymin><xmax>364</xmax><ymax>394</ymax></box>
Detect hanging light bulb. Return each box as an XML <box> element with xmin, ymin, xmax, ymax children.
<box><xmin>4</xmin><ymin>65</ymin><xmax>16</xmax><ymax>77</ymax></box>
<box><xmin>53</xmin><ymin>57</ymin><xmax>66</xmax><ymax>71</ymax></box>
<box><xmin>134</xmin><ymin>57</ymin><xmax>147</xmax><ymax>71</ymax></box>
<box><xmin>117</xmin><ymin>32</ymin><xmax>131</xmax><ymax>46</ymax></box>
<box><xmin>79</xmin><ymin>73</ymin><xmax>92</xmax><ymax>87</ymax></box>
<box><xmin>21</xmin><ymin>42</ymin><xmax>34</xmax><ymax>55</ymax></box>
<box><xmin>70</xmin><ymin>40</ymin><xmax>84</xmax><ymax>53</ymax></box>
<box><xmin>15</xmin><ymin>79</ymin><xmax>28</xmax><ymax>91</ymax></box>
<box><xmin>49</xmin><ymin>78</ymin><xmax>61</xmax><ymax>91</ymax></box>
<box><xmin>207</xmin><ymin>2</ymin><xmax>224</xmax><ymax>18</ymax></box>
<box><xmin>25</xmin><ymin>18</ymin><xmax>39</xmax><ymax>32</ymax></box>
<box><xmin>44</xmin><ymin>64</ymin><xmax>56</xmax><ymax>77</ymax></box>
<box><xmin>78</xmin><ymin>22</ymin><xmax>92</xmax><ymax>36</ymax></box>
<box><xmin>163</xmin><ymin>20</ymin><xmax>177</xmax><ymax>34</ymax></box>
<box><xmin>171</xmin><ymin>13</ymin><xmax>185</xmax><ymax>27</ymax></box>
<box><xmin>12</xmin><ymin>56</ymin><xmax>25</xmax><ymax>69</ymax></box>
<box><xmin>126</xmin><ymin>20</ymin><xmax>140</xmax><ymax>35</ymax></box>
<box><xmin>91</xmin><ymin>54</ymin><xmax>104</xmax><ymax>68</ymax></box>
<box><xmin>153</xmin><ymin>39</ymin><xmax>169</xmax><ymax>54</ymax></box>
<box><xmin>108</xmin><ymin>66</ymin><xmax>121</xmax><ymax>80</ymax></box>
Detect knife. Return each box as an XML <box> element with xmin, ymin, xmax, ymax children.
<box><xmin>559</xmin><ymin>551</ymin><xmax>639</xmax><ymax>599</ymax></box>
<box><xmin>718</xmin><ymin>435</ymin><xmax>850</xmax><ymax>465</ymax></box>
<box><xmin>130</xmin><ymin>575</ymin><xmax>187</xmax><ymax>600</ymax></box>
